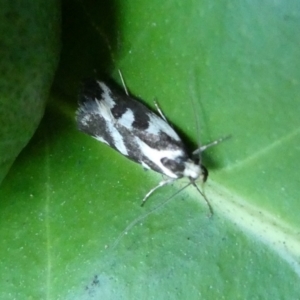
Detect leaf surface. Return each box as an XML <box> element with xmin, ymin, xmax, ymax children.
<box><xmin>1</xmin><ymin>0</ymin><xmax>300</xmax><ymax>299</ymax></box>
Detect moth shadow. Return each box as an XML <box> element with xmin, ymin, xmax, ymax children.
<box><xmin>171</xmin><ymin>125</ymin><xmax>226</xmax><ymax>171</ymax></box>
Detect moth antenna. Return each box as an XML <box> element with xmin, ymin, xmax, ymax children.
<box><xmin>118</xmin><ymin>69</ymin><xmax>129</xmax><ymax>96</ymax></box>
<box><xmin>192</xmin><ymin>182</ymin><xmax>213</xmax><ymax>217</ymax></box>
<box><xmin>189</xmin><ymin>84</ymin><xmax>203</xmax><ymax>160</ymax></box>
<box><xmin>110</xmin><ymin>182</ymin><xmax>192</xmax><ymax>250</ymax></box>
<box><xmin>78</xmin><ymin>0</ymin><xmax>115</xmax><ymax>64</ymax></box>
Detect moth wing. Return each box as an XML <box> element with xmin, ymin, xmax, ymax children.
<box><xmin>76</xmin><ymin>80</ymin><xmax>189</xmax><ymax>177</ymax></box>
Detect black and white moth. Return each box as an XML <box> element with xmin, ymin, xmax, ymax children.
<box><xmin>76</xmin><ymin>78</ymin><xmax>225</xmax><ymax>214</ymax></box>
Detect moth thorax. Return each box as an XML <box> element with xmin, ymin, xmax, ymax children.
<box><xmin>183</xmin><ymin>160</ymin><xmax>208</xmax><ymax>183</ymax></box>
<box><xmin>183</xmin><ymin>160</ymin><xmax>201</xmax><ymax>179</ymax></box>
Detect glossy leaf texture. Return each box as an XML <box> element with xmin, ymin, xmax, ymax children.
<box><xmin>0</xmin><ymin>1</ymin><xmax>61</xmax><ymax>183</ymax></box>
<box><xmin>1</xmin><ymin>0</ymin><xmax>300</xmax><ymax>299</ymax></box>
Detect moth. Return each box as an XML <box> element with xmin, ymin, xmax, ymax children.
<box><xmin>76</xmin><ymin>78</ymin><xmax>226</xmax><ymax>214</ymax></box>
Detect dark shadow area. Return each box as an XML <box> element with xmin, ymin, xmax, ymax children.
<box><xmin>171</xmin><ymin>123</ymin><xmax>226</xmax><ymax>171</ymax></box>
<box><xmin>53</xmin><ymin>0</ymin><xmax>118</xmax><ymax>101</ymax></box>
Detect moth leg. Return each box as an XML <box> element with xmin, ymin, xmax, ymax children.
<box><xmin>141</xmin><ymin>178</ymin><xmax>175</xmax><ymax>206</ymax></box>
<box><xmin>154</xmin><ymin>101</ymin><xmax>168</xmax><ymax>123</ymax></box>
<box><xmin>192</xmin><ymin>135</ymin><xmax>231</xmax><ymax>156</ymax></box>
<box><xmin>118</xmin><ymin>69</ymin><xmax>129</xmax><ymax>96</ymax></box>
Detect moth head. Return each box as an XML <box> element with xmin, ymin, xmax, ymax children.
<box><xmin>183</xmin><ymin>160</ymin><xmax>208</xmax><ymax>183</ymax></box>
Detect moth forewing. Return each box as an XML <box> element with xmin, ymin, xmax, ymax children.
<box><xmin>76</xmin><ymin>79</ymin><xmax>225</xmax><ymax>214</ymax></box>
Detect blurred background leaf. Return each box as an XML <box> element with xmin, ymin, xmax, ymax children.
<box><xmin>0</xmin><ymin>0</ymin><xmax>300</xmax><ymax>299</ymax></box>
<box><xmin>0</xmin><ymin>1</ymin><xmax>61</xmax><ymax>184</ymax></box>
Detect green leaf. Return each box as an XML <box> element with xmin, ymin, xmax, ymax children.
<box><xmin>1</xmin><ymin>0</ymin><xmax>300</xmax><ymax>299</ymax></box>
<box><xmin>0</xmin><ymin>1</ymin><xmax>61</xmax><ymax>184</ymax></box>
